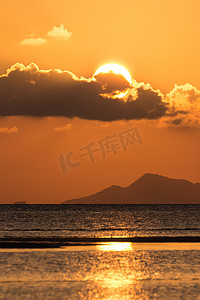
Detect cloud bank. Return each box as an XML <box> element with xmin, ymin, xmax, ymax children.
<box><xmin>0</xmin><ymin>63</ymin><xmax>199</xmax><ymax>126</ymax></box>
<box><xmin>0</xmin><ymin>63</ymin><xmax>167</xmax><ymax>121</ymax></box>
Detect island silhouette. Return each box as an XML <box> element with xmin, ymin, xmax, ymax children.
<box><xmin>62</xmin><ymin>173</ymin><xmax>200</xmax><ymax>204</ymax></box>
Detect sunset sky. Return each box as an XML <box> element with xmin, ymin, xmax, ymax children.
<box><xmin>1</xmin><ymin>0</ymin><xmax>200</xmax><ymax>203</ymax></box>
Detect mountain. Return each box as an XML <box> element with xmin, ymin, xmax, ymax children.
<box><xmin>62</xmin><ymin>173</ymin><xmax>200</xmax><ymax>204</ymax></box>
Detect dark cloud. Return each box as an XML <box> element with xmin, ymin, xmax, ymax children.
<box><xmin>94</xmin><ymin>71</ymin><xmax>131</xmax><ymax>97</ymax></box>
<box><xmin>0</xmin><ymin>63</ymin><xmax>168</xmax><ymax>121</ymax></box>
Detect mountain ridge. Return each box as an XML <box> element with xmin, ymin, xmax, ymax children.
<box><xmin>62</xmin><ymin>173</ymin><xmax>200</xmax><ymax>204</ymax></box>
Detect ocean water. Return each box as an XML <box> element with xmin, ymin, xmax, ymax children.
<box><xmin>0</xmin><ymin>205</ymin><xmax>199</xmax><ymax>299</ymax></box>
<box><xmin>0</xmin><ymin>204</ymin><xmax>199</xmax><ymax>239</ymax></box>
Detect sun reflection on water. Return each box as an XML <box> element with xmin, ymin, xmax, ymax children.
<box><xmin>97</xmin><ymin>242</ymin><xmax>133</xmax><ymax>252</ymax></box>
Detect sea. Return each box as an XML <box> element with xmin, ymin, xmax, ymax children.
<box><xmin>0</xmin><ymin>204</ymin><xmax>199</xmax><ymax>299</ymax></box>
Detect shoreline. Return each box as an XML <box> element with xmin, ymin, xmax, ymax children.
<box><xmin>0</xmin><ymin>236</ymin><xmax>200</xmax><ymax>248</ymax></box>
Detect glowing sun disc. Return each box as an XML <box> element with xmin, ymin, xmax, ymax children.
<box><xmin>94</xmin><ymin>63</ymin><xmax>132</xmax><ymax>84</ymax></box>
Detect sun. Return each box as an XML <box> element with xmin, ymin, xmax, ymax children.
<box><xmin>94</xmin><ymin>63</ymin><xmax>132</xmax><ymax>98</ymax></box>
<box><xmin>94</xmin><ymin>63</ymin><xmax>132</xmax><ymax>84</ymax></box>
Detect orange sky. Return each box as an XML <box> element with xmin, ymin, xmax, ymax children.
<box><xmin>0</xmin><ymin>117</ymin><xmax>200</xmax><ymax>203</ymax></box>
<box><xmin>1</xmin><ymin>0</ymin><xmax>200</xmax><ymax>91</ymax></box>
<box><xmin>0</xmin><ymin>0</ymin><xmax>200</xmax><ymax>203</ymax></box>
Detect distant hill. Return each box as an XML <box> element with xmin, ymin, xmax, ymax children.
<box><xmin>62</xmin><ymin>173</ymin><xmax>200</xmax><ymax>204</ymax></box>
<box><xmin>13</xmin><ymin>201</ymin><xmax>27</xmax><ymax>204</ymax></box>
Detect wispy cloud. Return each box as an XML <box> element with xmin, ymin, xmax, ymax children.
<box><xmin>20</xmin><ymin>37</ymin><xmax>47</xmax><ymax>46</ymax></box>
<box><xmin>0</xmin><ymin>126</ymin><xmax>18</xmax><ymax>134</ymax></box>
<box><xmin>54</xmin><ymin>124</ymin><xmax>72</xmax><ymax>132</ymax></box>
<box><xmin>47</xmin><ymin>25</ymin><xmax>72</xmax><ymax>39</ymax></box>
<box><xmin>19</xmin><ymin>25</ymin><xmax>72</xmax><ymax>46</ymax></box>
